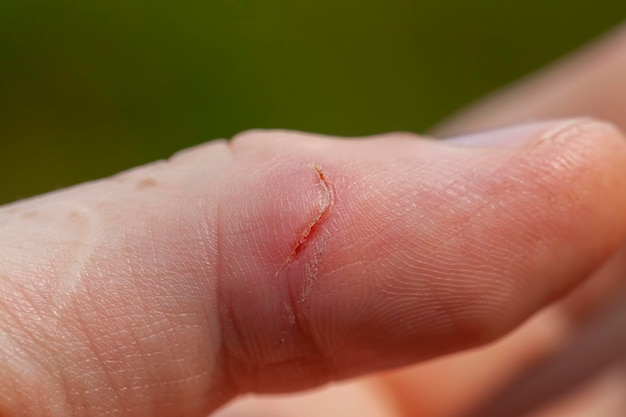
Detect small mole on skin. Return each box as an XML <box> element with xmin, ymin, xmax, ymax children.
<box><xmin>22</xmin><ymin>211</ymin><xmax>38</xmax><ymax>218</ymax></box>
<box><xmin>136</xmin><ymin>178</ymin><xmax>158</xmax><ymax>190</ymax></box>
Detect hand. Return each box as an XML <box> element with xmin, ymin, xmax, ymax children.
<box><xmin>1</xmin><ymin>26</ymin><xmax>626</xmax><ymax>417</ymax></box>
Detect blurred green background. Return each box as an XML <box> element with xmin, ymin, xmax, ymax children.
<box><xmin>0</xmin><ymin>1</ymin><xmax>623</xmax><ymax>204</ymax></box>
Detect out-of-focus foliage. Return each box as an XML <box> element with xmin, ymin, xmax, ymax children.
<box><xmin>0</xmin><ymin>0</ymin><xmax>622</xmax><ymax>203</ymax></box>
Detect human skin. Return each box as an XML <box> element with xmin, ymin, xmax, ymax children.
<box><xmin>2</xmin><ymin>25</ymin><xmax>626</xmax><ymax>417</ymax></box>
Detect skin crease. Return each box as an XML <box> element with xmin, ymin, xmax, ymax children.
<box><xmin>1</xmin><ymin>26</ymin><xmax>626</xmax><ymax>417</ymax></box>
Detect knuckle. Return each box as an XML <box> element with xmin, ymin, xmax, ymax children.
<box><xmin>216</xmin><ymin>156</ymin><xmax>337</xmax><ymax>390</ymax></box>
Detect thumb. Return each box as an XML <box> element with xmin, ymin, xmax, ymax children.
<box><xmin>1</xmin><ymin>119</ymin><xmax>625</xmax><ymax>417</ymax></box>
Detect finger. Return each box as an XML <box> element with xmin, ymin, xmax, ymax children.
<box><xmin>213</xmin><ymin>379</ymin><xmax>399</xmax><ymax>417</ymax></box>
<box><xmin>382</xmin><ymin>307</ymin><xmax>571</xmax><ymax>417</ymax></box>
<box><xmin>465</xmin><ymin>291</ymin><xmax>626</xmax><ymax>417</ymax></box>
<box><xmin>435</xmin><ymin>24</ymin><xmax>626</xmax><ymax>330</ymax></box>
<box><xmin>382</xmin><ymin>26</ymin><xmax>626</xmax><ymax>417</ymax></box>
<box><xmin>435</xmin><ymin>24</ymin><xmax>626</xmax><ymax>135</ymax></box>
<box><xmin>1</xmin><ymin>119</ymin><xmax>626</xmax><ymax>417</ymax></box>
<box><xmin>218</xmin><ymin>120</ymin><xmax>626</xmax><ymax>391</ymax></box>
<box><xmin>532</xmin><ymin>366</ymin><xmax>626</xmax><ymax>417</ymax></box>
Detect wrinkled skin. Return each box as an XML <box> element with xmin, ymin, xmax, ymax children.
<box><xmin>2</xmin><ymin>25</ymin><xmax>626</xmax><ymax>417</ymax></box>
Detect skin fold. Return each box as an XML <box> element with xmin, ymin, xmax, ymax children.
<box><xmin>1</xmin><ymin>25</ymin><xmax>626</xmax><ymax>417</ymax></box>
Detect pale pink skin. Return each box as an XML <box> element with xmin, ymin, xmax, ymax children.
<box><xmin>1</xmin><ymin>25</ymin><xmax>626</xmax><ymax>417</ymax></box>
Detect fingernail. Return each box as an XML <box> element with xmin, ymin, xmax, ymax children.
<box><xmin>444</xmin><ymin>118</ymin><xmax>592</xmax><ymax>148</ymax></box>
